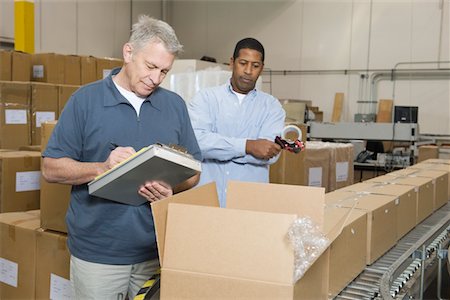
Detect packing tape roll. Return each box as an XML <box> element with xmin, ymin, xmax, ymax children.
<box><xmin>281</xmin><ymin>125</ymin><xmax>302</xmax><ymax>141</ymax></box>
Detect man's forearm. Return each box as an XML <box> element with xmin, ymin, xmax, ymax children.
<box><xmin>42</xmin><ymin>157</ymin><xmax>107</xmax><ymax>185</ymax></box>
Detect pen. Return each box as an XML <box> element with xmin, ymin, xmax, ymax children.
<box><xmin>110</xmin><ymin>142</ymin><xmax>120</xmax><ymax>150</ymax></box>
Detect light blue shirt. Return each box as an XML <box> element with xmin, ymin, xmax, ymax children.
<box><xmin>188</xmin><ymin>81</ymin><xmax>286</xmax><ymax>206</ymax></box>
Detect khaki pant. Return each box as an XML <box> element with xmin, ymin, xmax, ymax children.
<box><xmin>70</xmin><ymin>255</ymin><xmax>159</xmax><ymax>300</ymax></box>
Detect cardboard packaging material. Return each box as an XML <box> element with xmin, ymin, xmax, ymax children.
<box><xmin>339</xmin><ymin>181</ymin><xmax>417</xmax><ymax>239</ymax></box>
<box><xmin>0</xmin><ymin>50</ymin><xmax>12</xmax><ymax>81</ymax></box>
<box><xmin>153</xmin><ymin>182</ymin><xmax>350</xmax><ymax>299</ymax></box>
<box><xmin>80</xmin><ymin>56</ymin><xmax>97</xmax><ymax>85</ymax></box>
<box><xmin>19</xmin><ymin>145</ymin><xmax>41</xmax><ymax>152</ymax></box>
<box><xmin>0</xmin><ymin>151</ymin><xmax>42</xmax><ymax>212</ymax></box>
<box><xmin>304</xmin><ymin>142</ymin><xmax>331</xmax><ymax>192</ymax></box>
<box><xmin>367</xmin><ymin>175</ymin><xmax>433</xmax><ymax>224</ymax></box>
<box><xmin>411</xmin><ymin>162</ymin><xmax>450</xmax><ymax>199</ymax></box>
<box><xmin>410</xmin><ymin>169</ymin><xmax>448</xmax><ymax>209</ymax></box>
<box><xmin>32</xmin><ymin>53</ymin><xmax>65</xmax><ymax>84</ymax></box>
<box><xmin>40</xmin><ymin>121</ymin><xmax>71</xmax><ymax>233</ymax></box>
<box><xmin>0</xmin><ymin>211</ymin><xmax>40</xmax><ymax>299</ymax></box>
<box><xmin>64</xmin><ymin>55</ymin><xmax>81</xmax><ymax>85</ymax></box>
<box><xmin>0</xmin><ymin>81</ymin><xmax>31</xmax><ymax>148</ymax></box>
<box><xmin>418</xmin><ymin>145</ymin><xmax>439</xmax><ymax>162</ymax></box>
<box><xmin>35</xmin><ymin>229</ymin><xmax>71</xmax><ymax>300</ymax></box>
<box><xmin>329</xmin><ymin>143</ymin><xmax>354</xmax><ymax>191</ymax></box>
<box><xmin>58</xmin><ymin>84</ymin><xmax>79</xmax><ymax>117</ymax></box>
<box><xmin>11</xmin><ymin>51</ymin><xmax>31</xmax><ymax>82</ymax></box>
<box><xmin>96</xmin><ymin>57</ymin><xmax>123</xmax><ymax>80</ymax></box>
<box><xmin>323</xmin><ymin>206</ymin><xmax>367</xmax><ymax>298</ymax></box>
<box><xmin>387</xmin><ymin>167</ymin><xmax>448</xmax><ymax>211</ymax></box>
<box><xmin>31</xmin><ymin>83</ymin><xmax>58</xmax><ymax>145</ymax></box>
<box><xmin>423</xmin><ymin>158</ymin><xmax>450</xmax><ymax>165</ymax></box>
<box><xmin>325</xmin><ymin>190</ymin><xmax>398</xmax><ymax>265</ymax></box>
<box><xmin>269</xmin><ymin>123</ymin><xmax>307</xmax><ymax>185</ymax></box>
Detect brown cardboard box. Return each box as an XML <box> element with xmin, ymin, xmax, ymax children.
<box><xmin>40</xmin><ymin>121</ymin><xmax>71</xmax><ymax>233</ymax></box>
<box><xmin>80</xmin><ymin>56</ymin><xmax>97</xmax><ymax>85</ymax></box>
<box><xmin>0</xmin><ymin>151</ymin><xmax>42</xmax><ymax>212</ymax></box>
<box><xmin>330</xmin><ymin>143</ymin><xmax>354</xmax><ymax>191</ymax></box>
<box><xmin>418</xmin><ymin>145</ymin><xmax>439</xmax><ymax>162</ymax></box>
<box><xmin>58</xmin><ymin>84</ymin><xmax>79</xmax><ymax>117</ymax></box>
<box><xmin>31</xmin><ymin>83</ymin><xmax>58</xmax><ymax>145</ymax></box>
<box><xmin>324</xmin><ymin>206</ymin><xmax>367</xmax><ymax>298</ymax></box>
<box><xmin>64</xmin><ymin>55</ymin><xmax>81</xmax><ymax>85</ymax></box>
<box><xmin>407</xmin><ymin>169</ymin><xmax>448</xmax><ymax>210</ymax></box>
<box><xmin>0</xmin><ymin>81</ymin><xmax>31</xmax><ymax>148</ymax></box>
<box><xmin>411</xmin><ymin>162</ymin><xmax>450</xmax><ymax>199</ymax></box>
<box><xmin>269</xmin><ymin>123</ymin><xmax>306</xmax><ymax>185</ymax></box>
<box><xmin>325</xmin><ymin>190</ymin><xmax>398</xmax><ymax>265</ymax></box>
<box><xmin>304</xmin><ymin>142</ymin><xmax>331</xmax><ymax>191</ymax></box>
<box><xmin>0</xmin><ymin>211</ymin><xmax>40</xmax><ymax>299</ymax></box>
<box><xmin>32</xmin><ymin>53</ymin><xmax>65</xmax><ymax>84</ymax></box>
<box><xmin>367</xmin><ymin>175</ymin><xmax>433</xmax><ymax>224</ymax></box>
<box><xmin>422</xmin><ymin>158</ymin><xmax>450</xmax><ymax>165</ymax></box>
<box><xmin>96</xmin><ymin>57</ymin><xmax>123</xmax><ymax>80</ymax></box>
<box><xmin>35</xmin><ymin>229</ymin><xmax>71</xmax><ymax>300</ymax></box>
<box><xmin>0</xmin><ymin>50</ymin><xmax>12</xmax><ymax>81</ymax></box>
<box><xmin>340</xmin><ymin>181</ymin><xmax>417</xmax><ymax>239</ymax></box>
<box><xmin>19</xmin><ymin>145</ymin><xmax>41</xmax><ymax>152</ymax></box>
<box><xmin>11</xmin><ymin>51</ymin><xmax>31</xmax><ymax>81</ymax></box>
<box><xmin>153</xmin><ymin>182</ymin><xmax>347</xmax><ymax>299</ymax></box>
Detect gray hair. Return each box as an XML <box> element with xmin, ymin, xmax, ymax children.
<box><xmin>129</xmin><ymin>15</ymin><xmax>183</xmax><ymax>56</ymax></box>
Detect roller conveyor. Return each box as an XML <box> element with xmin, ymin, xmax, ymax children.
<box><xmin>335</xmin><ymin>202</ymin><xmax>450</xmax><ymax>300</ymax></box>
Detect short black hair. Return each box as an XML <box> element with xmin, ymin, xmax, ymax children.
<box><xmin>233</xmin><ymin>37</ymin><xmax>265</xmax><ymax>62</ymax></box>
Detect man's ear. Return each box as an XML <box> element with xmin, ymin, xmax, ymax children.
<box><xmin>123</xmin><ymin>43</ymin><xmax>133</xmax><ymax>63</ymax></box>
<box><xmin>229</xmin><ymin>57</ymin><xmax>234</xmax><ymax>70</ymax></box>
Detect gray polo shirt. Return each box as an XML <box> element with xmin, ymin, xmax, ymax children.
<box><xmin>43</xmin><ymin>68</ymin><xmax>201</xmax><ymax>264</ymax></box>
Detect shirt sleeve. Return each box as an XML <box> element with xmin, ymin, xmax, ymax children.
<box><xmin>43</xmin><ymin>94</ymin><xmax>83</xmax><ymax>160</ymax></box>
<box><xmin>188</xmin><ymin>89</ymin><xmax>247</xmax><ymax>162</ymax></box>
<box><xmin>232</xmin><ymin>97</ymin><xmax>286</xmax><ymax>166</ymax></box>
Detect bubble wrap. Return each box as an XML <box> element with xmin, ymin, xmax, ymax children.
<box><xmin>287</xmin><ymin>217</ymin><xmax>329</xmax><ymax>282</ymax></box>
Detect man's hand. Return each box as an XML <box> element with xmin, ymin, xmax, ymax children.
<box><xmin>245</xmin><ymin>139</ymin><xmax>282</xmax><ymax>160</ymax></box>
<box><xmin>104</xmin><ymin>146</ymin><xmax>136</xmax><ymax>170</ymax></box>
<box><xmin>139</xmin><ymin>181</ymin><xmax>173</xmax><ymax>202</ymax></box>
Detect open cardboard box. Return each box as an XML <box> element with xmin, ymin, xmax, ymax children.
<box><xmin>152</xmin><ymin>181</ymin><xmax>351</xmax><ymax>299</ymax></box>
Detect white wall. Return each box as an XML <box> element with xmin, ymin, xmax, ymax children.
<box><xmin>170</xmin><ymin>0</ymin><xmax>450</xmax><ymax>135</ymax></box>
<box><xmin>2</xmin><ymin>0</ymin><xmax>449</xmax><ymax>134</ymax></box>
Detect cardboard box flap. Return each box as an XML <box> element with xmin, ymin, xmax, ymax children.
<box><xmin>366</xmin><ymin>174</ymin><xmax>398</xmax><ymax>183</ymax></box>
<box><xmin>412</xmin><ymin>163</ymin><xmax>450</xmax><ymax>172</ymax></box>
<box><xmin>151</xmin><ymin>183</ymin><xmax>219</xmax><ymax>263</ymax></box>
<box><xmin>423</xmin><ymin>159</ymin><xmax>450</xmax><ymax>165</ymax></box>
<box><xmin>226</xmin><ymin>181</ymin><xmax>325</xmax><ymax>229</ymax></box>
<box><xmin>352</xmin><ymin>193</ymin><xmax>397</xmax><ymax>210</ymax></box>
<box><xmin>411</xmin><ymin>169</ymin><xmax>448</xmax><ymax>179</ymax></box>
<box><xmin>339</xmin><ymin>182</ymin><xmax>377</xmax><ymax>192</ymax></box>
<box><xmin>394</xmin><ymin>176</ymin><xmax>433</xmax><ymax>186</ymax></box>
<box><xmin>163</xmin><ymin>203</ymin><xmax>297</xmax><ymax>284</ymax></box>
<box><xmin>387</xmin><ymin>168</ymin><xmax>419</xmax><ymax>177</ymax></box>
<box><xmin>368</xmin><ymin>182</ymin><xmax>415</xmax><ymax>196</ymax></box>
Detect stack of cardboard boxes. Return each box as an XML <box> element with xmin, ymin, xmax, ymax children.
<box><xmin>270</xmin><ymin>140</ymin><xmax>354</xmax><ymax>192</ymax></box>
<box><xmin>0</xmin><ymin>121</ymin><xmax>72</xmax><ymax>299</ymax></box>
<box><xmin>0</xmin><ymin>49</ymin><xmax>123</xmax><ymax>85</ymax></box>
